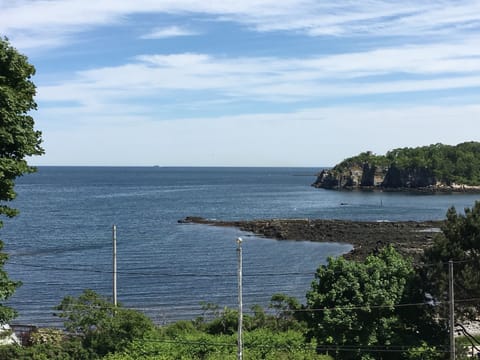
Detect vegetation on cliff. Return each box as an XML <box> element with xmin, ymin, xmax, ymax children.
<box><xmin>314</xmin><ymin>142</ymin><xmax>480</xmax><ymax>190</ymax></box>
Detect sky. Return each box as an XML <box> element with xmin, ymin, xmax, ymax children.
<box><xmin>1</xmin><ymin>1</ymin><xmax>480</xmax><ymax>167</ymax></box>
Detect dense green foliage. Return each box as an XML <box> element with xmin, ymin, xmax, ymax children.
<box><xmin>0</xmin><ymin>37</ymin><xmax>43</xmax><ymax>325</ymax></box>
<box><xmin>0</xmin><ymin>241</ymin><xmax>20</xmax><ymax>324</ymax></box>
<box><xmin>334</xmin><ymin>151</ymin><xmax>390</xmax><ymax>173</ymax></box>
<box><xmin>386</xmin><ymin>142</ymin><xmax>480</xmax><ymax>185</ymax></box>
<box><xmin>54</xmin><ymin>289</ymin><xmax>155</xmax><ymax>358</ymax></box>
<box><xmin>304</xmin><ymin>246</ymin><xmax>445</xmax><ymax>360</ymax></box>
<box><xmin>1</xmin><ymin>291</ymin><xmax>328</xmax><ymax>359</ymax></box>
<box><xmin>103</xmin><ymin>327</ymin><xmax>330</xmax><ymax>360</ymax></box>
<box><xmin>423</xmin><ymin>201</ymin><xmax>480</xmax><ymax>320</ymax></box>
<box><xmin>332</xmin><ymin>142</ymin><xmax>480</xmax><ymax>186</ymax></box>
<box><xmin>0</xmin><ymin>338</ymin><xmax>91</xmax><ymax>360</ymax></box>
<box><xmin>0</xmin><ymin>37</ymin><xmax>44</xmax><ymax>220</ymax></box>
<box><xmin>194</xmin><ymin>294</ymin><xmax>304</xmax><ymax>336</ymax></box>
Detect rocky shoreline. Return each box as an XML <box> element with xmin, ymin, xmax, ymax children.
<box><xmin>313</xmin><ymin>169</ymin><xmax>480</xmax><ymax>193</ymax></box>
<box><xmin>179</xmin><ymin>216</ymin><xmax>444</xmax><ymax>261</ymax></box>
<box><xmin>311</xmin><ymin>143</ymin><xmax>480</xmax><ymax>192</ymax></box>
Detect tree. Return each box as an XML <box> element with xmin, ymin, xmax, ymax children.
<box><xmin>0</xmin><ymin>243</ymin><xmax>20</xmax><ymax>324</ymax></box>
<box><xmin>305</xmin><ymin>246</ymin><xmax>444</xmax><ymax>360</ymax></box>
<box><xmin>423</xmin><ymin>201</ymin><xmax>480</xmax><ymax>320</ymax></box>
<box><xmin>55</xmin><ymin>289</ymin><xmax>155</xmax><ymax>357</ymax></box>
<box><xmin>0</xmin><ymin>37</ymin><xmax>43</xmax><ymax>324</ymax></box>
<box><xmin>268</xmin><ymin>293</ymin><xmax>304</xmax><ymax>331</ymax></box>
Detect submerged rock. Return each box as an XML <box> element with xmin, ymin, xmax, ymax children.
<box><xmin>179</xmin><ymin>216</ymin><xmax>443</xmax><ymax>261</ymax></box>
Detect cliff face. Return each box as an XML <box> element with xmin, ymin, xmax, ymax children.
<box><xmin>313</xmin><ymin>163</ymin><xmax>388</xmax><ymax>189</ymax></box>
<box><xmin>382</xmin><ymin>165</ymin><xmax>436</xmax><ymax>188</ymax></box>
<box><xmin>313</xmin><ymin>164</ymin><xmax>438</xmax><ymax>190</ymax></box>
<box><xmin>313</xmin><ymin>143</ymin><xmax>480</xmax><ymax>191</ymax></box>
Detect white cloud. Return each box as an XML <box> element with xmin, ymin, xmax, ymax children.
<box><xmin>36</xmin><ymin>34</ymin><xmax>480</xmax><ymax>110</ymax></box>
<box><xmin>2</xmin><ymin>1</ymin><xmax>480</xmax><ymax>50</ymax></box>
<box><xmin>140</xmin><ymin>25</ymin><xmax>199</xmax><ymax>39</ymax></box>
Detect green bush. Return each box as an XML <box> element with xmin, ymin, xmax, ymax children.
<box><xmin>55</xmin><ymin>289</ymin><xmax>155</xmax><ymax>357</ymax></box>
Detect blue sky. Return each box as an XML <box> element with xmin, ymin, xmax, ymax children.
<box><xmin>2</xmin><ymin>1</ymin><xmax>480</xmax><ymax>167</ymax></box>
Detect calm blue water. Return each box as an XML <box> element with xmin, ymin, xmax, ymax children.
<box><xmin>1</xmin><ymin>166</ymin><xmax>479</xmax><ymax>326</ymax></box>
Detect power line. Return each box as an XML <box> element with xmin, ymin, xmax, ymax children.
<box><xmin>9</xmin><ymin>256</ymin><xmax>476</xmax><ymax>277</ymax></box>
<box><xmin>8</xmin><ymin>245</ymin><xmax>480</xmax><ymax>333</ymax></box>
<box><xmin>6</xmin><ymin>260</ymin><xmax>316</xmax><ymax>278</ymax></box>
<box><xmin>109</xmin><ymin>337</ymin><xmax>450</xmax><ymax>354</ymax></box>
<box><xmin>12</xmin><ymin>296</ymin><xmax>480</xmax><ymax>314</ymax></box>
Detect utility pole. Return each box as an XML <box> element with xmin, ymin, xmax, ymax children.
<box><xmin>449</xmin><ymin>259</ymin><xmax>455</xmax><ymax>360</ymax></box>
<box><xmin>113</xmin><ymin>225</ymin><xmax>117</xmax><ymax>308</ymax></box>
<box><xmin>237</xmin><ymin>237</ymin><xmax>243</xmax><ymax>360</ymax></box>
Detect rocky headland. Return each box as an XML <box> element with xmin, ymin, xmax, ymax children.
<box><xmin>312</xmin><ymin>142</ymin><xmax>480</xmax><ymax>192</ymax></box>
<box><xmin>179</xmin><ymin>216</ymin><xmax>443</xmax><ymax>261</ymax></box>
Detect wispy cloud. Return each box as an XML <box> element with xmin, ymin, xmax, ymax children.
<box><xmin>245</xmin><ymin>1</ymin><xmax>480</xmax><ymax>38</ymax></box>
<box><xmin>2</xmin><ymin>1</ymin><xmax>480</xmax><ymax>50</ymax></box>
<box><xmin>37</xmin><ymin>34</ymin><xmax>480</xmax><ymax>112</ymax></box>
<box><xmin>140</xmin><ymin>25</ymin><xmax>200</xmax><ymax>39</ymax></box>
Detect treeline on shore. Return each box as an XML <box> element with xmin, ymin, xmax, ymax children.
<box><xmin>3</xmin><ymin>202</ymin><xmax>480</xmax><ymax>360</ymax></box>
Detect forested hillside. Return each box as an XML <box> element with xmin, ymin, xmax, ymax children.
<box><xmin>313</xmin><ymin>142</ymin><xmax>480</xmax><ymax>190</ymax></box>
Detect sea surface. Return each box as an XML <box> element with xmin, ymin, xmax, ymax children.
<box><xmin>2</xmin><ymin>166</ymin><xmax>479</xmax><ymax>326</ymax></box>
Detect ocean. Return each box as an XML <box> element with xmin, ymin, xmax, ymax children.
<box><xmin>2</xmin><ymin>166</ymin><xmax>479</xmax><ymax>326</ymax></box>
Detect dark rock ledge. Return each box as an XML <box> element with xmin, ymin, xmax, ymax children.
<box><xmin>178</xmin><ymin>217</ymin><xmax>443</xmax><ymax>261</ymax></box>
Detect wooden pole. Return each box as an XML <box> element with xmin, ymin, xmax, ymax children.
<box><xmin>449</xmin><ymin>259</ymin><xmax>455</xmax><ymax>360</ymax></box>
<box><xmin>113</xmin><ymin>225</ymin><xmax>117</xmax><ymax>307</ymax></box>
<box><xmin>237</xmin><ymin>237</ymin><xmax>243</xmax><ymax>360</ymax></box>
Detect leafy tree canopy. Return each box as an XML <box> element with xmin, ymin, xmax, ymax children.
<box><xmin>0</xmin><ymin>242</ymin><xmax>21</xmax><ymax>324</ymax></box>
<box><xmin>0</xmin><ymin>37</ymin><xmax>43</xmax><ymax>325</ymax></box>
<box><xmin>423</xmin><ymin>201</ymin><xmax>480</xmax><ymax>320</ymax></box>
<box><xmin>305</xmin><ymin>246</ymin><xmax>445</xmax><ymax>360</ymax></box>
<box><xmin>104</xmin><ymin>326</ymin><xmax>330</xmax><ymax>360</ymax></box>
<box><xmin>55</xmin><ymin>289</ymin><xmax>155</xmax><ymax>358</ymax></box>
<box><xmin>0</xmin><ymin>37</ymin><xmax>44</xmax><ymax>220</ymax></box>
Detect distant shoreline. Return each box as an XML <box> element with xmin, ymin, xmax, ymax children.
<box><xmin>179</xmin><ymin>216</ymin><xmax>443</xmax><ymax>261</ymax></box>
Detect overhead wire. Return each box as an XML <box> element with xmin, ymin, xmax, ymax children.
<box><xmin>100</xmin><ymin>337</ymin><xmax>449</xmax><ymax>354</ymax></box>
<box><xmin>6</xmin><ymin>249</ymin><xmax>480</xmax><ymax>335</ymax></box>
<box><xmin>7</xmin><ymin>257</ymin><xmax>477</xmax><ymax>278</ymax></box>
<box><xmin>6</xmin><ymin>260</ymin><xmax>316</xmax><ymax>278</ymax></box>
<box><xmin>9</xmin><ymin>296</ymin><xmax>480</xmax><ymax>315</ymax></box>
